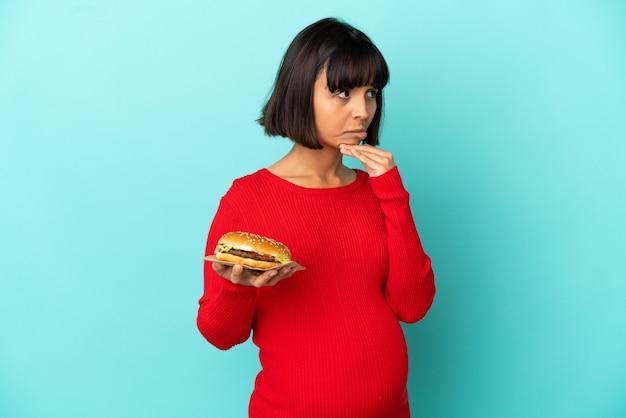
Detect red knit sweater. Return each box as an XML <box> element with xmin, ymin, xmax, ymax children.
<box><xmin>197</xmin><ymin>167</ymin><xmax>435</xmax><ymax>417</ymax></box>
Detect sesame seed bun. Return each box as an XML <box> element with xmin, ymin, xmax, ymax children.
<box><xmin>214</xmin><ymin>231</ymin><xmax>292</xmax><ymax>269</ymax></box>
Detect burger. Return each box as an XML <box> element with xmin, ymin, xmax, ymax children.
<box><xmin>214</xmin><ymin>231</ymin><xmax>292</xmax><ymax>270</ymax></box>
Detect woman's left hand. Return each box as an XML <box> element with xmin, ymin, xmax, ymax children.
<box><xmin>339</xmin><ymin>144</ymin><xmax>396</xmax><ymax>177</ymax></box>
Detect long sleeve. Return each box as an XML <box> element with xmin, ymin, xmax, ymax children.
<box><xmin>196</xmin><ymin>197</ymin><xmax>257</xmax><ymax>350</ymax></box>
<box><xmin>369</xmin><ymin>166</ymin><xmax>436</xmax><ymax>323</ymax></box>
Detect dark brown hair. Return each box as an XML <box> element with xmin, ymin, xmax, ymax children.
<box><xmin>258</xmin><ymin>18</ymin><xmax>390</xmax><ymax>149</ymax></box>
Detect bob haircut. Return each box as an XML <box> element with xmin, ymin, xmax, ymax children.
<box><xmin>258</xmin><ymin>18</ymin><xmax>390</xmax><ymax>149</ymax></box>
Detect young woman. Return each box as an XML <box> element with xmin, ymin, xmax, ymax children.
<box><xmin>197</xmin><ymin>17</ymin><xmax>436</xmax><ymax>417</ymax></box>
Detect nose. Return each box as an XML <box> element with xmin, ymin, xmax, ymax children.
<box><xmin>351</xmin><ymin>95</ymin><xmax>370</xmax><ymax>120</ymax></box>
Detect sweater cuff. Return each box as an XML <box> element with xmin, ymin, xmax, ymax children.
<box><xmin>368</xmin><ymin>166</ymin><xmax>409</xmax><ymax>200</ymax></box>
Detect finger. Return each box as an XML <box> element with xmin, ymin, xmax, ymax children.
<box><xmin>350</xmin><ymin>152</ymin><xmax>391</xmax><ymax>175</ymax></box>
<box><xmin>256</xmin><ymin>264</ymin><xmax>295</xmax><ymax>286</ymax></box>
<box><xmin>230</xmin><ymin>264</ymin><xmax>245</xmax><ymax>284</ymax></box>
<box><xmin>339</xmin><ymin>144</ymin><xmax>356</xmax><ymax>157</ymax></box>
<box><xmin>251</xmin><ymin>269</ymin><xmax>278</xmax><ymax>288</ymax></box>
<box><xmin>212</xmin><ymin>262</ymin><xmax>226</xmax><ymax>273</ymax></box>
<box><xmin>277</xmin><ymin>265</ymin><xmax>292</xmax><ymax>276</ymax></box>
<box><xmin>352</xmin><ymin>147</ymin><xmax>395</xmax><ymax>174</ymax></box>
<box><xmin>342</xmin><ymin>145</ymin><xmax>382</xmax><ymax>164</ymax></box>
<box><xmin>213</xmin><ymin>263</ymin><xmax>236</xmax><ymax>282</ymax></box>
<box><xmin>267</xmin><ymin>266</ymin><xmax>296</xmax><ymax>286</ymax></box>
<box><xmin>341</xmin><ymin>143</ymin><xmax>380</xmax><ymax>153</ymax></box>
<box><xmin>351</xmin><ymin>145</ymin><xmax>394</xmax><ymax>164</ymax></box>
<box><xmin>341</xmin><ymin>146</ymin><xmax>371</xmax><ymax>167</ymax></box>
<box><xmin>265</xmin><ymin>273</ymin><xmax>283</xmax><ymax>287</ymax></box>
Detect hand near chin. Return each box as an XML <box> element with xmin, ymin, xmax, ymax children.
<box><xmin>213</xmin><ymin>262</ymin><xmax>297</xmax><ymax>288</ymax></box>
<box><xmin>339</xmin><ymin>144</ymin><xmax>396</xmax><ymax>177</ymax></box>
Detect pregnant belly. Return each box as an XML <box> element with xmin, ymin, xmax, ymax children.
<box><xmin>250</xmin><ymin>304</ymin><xmax>409</xmax><ymax>417</ymax></box>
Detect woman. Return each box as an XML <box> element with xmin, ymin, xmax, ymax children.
<box><xmin>197</xmin><ymin>17</ymin><xmax>436</xmax><ymax>417</ymax></box>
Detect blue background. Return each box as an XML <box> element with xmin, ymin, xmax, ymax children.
<box><xmin>1</xmin><ymin>1</ymin><xmax>625</xmax><ymax>417</ymax></box>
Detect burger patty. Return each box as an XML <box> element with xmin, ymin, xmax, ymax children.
<box><xmin>226</xmin><ymin>249</ymin><xmax>277</xmax><ymax>263</ymax></box>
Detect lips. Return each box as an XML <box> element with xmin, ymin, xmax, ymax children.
<box><xmin>346</xmin><ymin>129</ymin><xmax>367</xmax><ymax>140</ymax></box>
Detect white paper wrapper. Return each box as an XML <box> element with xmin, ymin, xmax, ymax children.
<box><xmin>204</xmin><ymin>255</ymin><xmax>306</xmax><ymax>272</ymax></box>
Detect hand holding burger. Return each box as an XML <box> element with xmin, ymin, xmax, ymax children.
<box><xmin>210</xmin><ymin>231</ymin><xmax>301</xmax><ymax>287</ymax></box>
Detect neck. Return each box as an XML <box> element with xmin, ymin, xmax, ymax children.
<box><xmin>268</xmin><ymin>144</ymin><xmax>356</xmax><ymax>188</ymax></box>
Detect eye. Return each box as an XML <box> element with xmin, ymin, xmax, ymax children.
<box><xmin>367</xmin><ymin>89</ymin><xmax>379</xmax><ymax>98</ymax></box>
<box><xmin>336</xmin><ymin>90</ymin><xmax>350</xmax><ymax>98</ymax></box>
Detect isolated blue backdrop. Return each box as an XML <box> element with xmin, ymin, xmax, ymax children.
<box><xmin>1</xmin><ymin>1</ymin><xmax>625</xmax><ymax>417</ymax></box>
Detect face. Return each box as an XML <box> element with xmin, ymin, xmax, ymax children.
<box><xmin>312</xmin><ymin>70</ymin><xmax>378</xmax><ymax>149</ymax></box>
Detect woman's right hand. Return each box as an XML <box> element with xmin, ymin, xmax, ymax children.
<box><xmin>212</xmin><ymin>262</ymin><xmax>296</xmax><ymax>287</ymax></box>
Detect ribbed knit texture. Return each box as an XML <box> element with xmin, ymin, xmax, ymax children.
<box><xmin>197</xmin><ymin>167</ymin><xmax>435</xmax><ymax>418</ymax></box>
